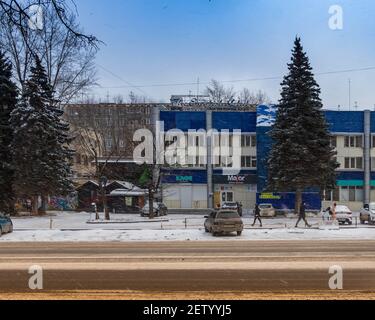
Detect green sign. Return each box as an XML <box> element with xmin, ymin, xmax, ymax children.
<box><xmin>176</xmin><ymin>176</ymin><xmax>193</xmax><ymax>183</ymax></box>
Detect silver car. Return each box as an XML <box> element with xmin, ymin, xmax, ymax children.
<box><xmin>360</xmin><ymin>203</ymin><xmax>375</xmax><ymax>225</ymax></box>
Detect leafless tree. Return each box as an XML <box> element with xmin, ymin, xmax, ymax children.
<box><xmin>66</xmin><ymin>104</ymin><xmax>150</xmax><ymax>220</ymax></box>
<box><xmin>0</xmin><ymin>0</ymin><xmax>99</xmax><ymax>46</ymax></box>
<box><xmin>238</xmin><ymin>88</ymin><xmax>271</xmax><ymax>105</ymax></box>
<box><xmin>128</xmin><ymin>91</ymin><xmax>149</xmax><ymax>104</ymax></box>
<box><xmin>0</xmin><ymin>1</ymin><xmax>98</xmax><ymax>103</ymax></box>
<box><xmin>205</xmin><ymin>79</ymin><xmax>236</xmax><ymax>104</ymax></box>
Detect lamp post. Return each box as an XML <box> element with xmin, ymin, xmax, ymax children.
<box><xmin>100</xmin><ymin>176</ymin><xmax>109</xmax><ymax>220</ymax></box>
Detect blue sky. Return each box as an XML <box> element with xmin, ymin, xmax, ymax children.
<box><xmin>75</xmin><ymin>0</ymin><xmax>375</xmax><ymax>109</ymax></box>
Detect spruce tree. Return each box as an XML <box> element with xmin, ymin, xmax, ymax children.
<box><xmin>11</xmin><ymin>57</ymin><xmax>74</xmax><ymax>215</ymax></box>
<box><xmin>0</xmin><ymin>51</ymin><xmax>18</xmax><ymax>215</ymax></box>
<box><xmin>267</xmin><ymin>37</ymin><xmax>338</xmax><ymax>213</ymax></box>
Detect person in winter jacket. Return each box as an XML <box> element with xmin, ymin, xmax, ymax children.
<box><xmin>252</xmin><ymin>204</ymin><xmax>263</xmax><ymax>227</ymax></box>
<box><xmin>295</xmin><ymin>202</ymin><xmax>312</xmax><ymax>228</ymax></box>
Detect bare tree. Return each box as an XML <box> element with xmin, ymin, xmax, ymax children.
<box><xmin>0</xmin><ymin>1</ymin><xmax>98</xmax><ymax>103</ymax></box>
<box><xmin>0</xmin><ymin>0</ymin><xmax>99</xmax><ymax>46</ymax></box>
<box><xmin>205</xmin><ymin>79</ymin><xmax>236</xmax><ymax>104</ymax></box>
<box><xmin>238</xmin><ymin>88</ymin><xmax>271</xmax><ymax>105</ymax></box>
<box><xmin>66</xmin><ymin>104</ymin><xmax>150</xmax><ymax>220</ymax></box>
<box><xmin>128</xmin><ymin>91</ymin><xmax>149</xmax><ymax>104</ymax></box>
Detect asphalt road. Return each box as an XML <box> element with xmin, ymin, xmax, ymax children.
<box><xmin>0</xmin><ymin>241</ymin><xmax>375</xmax><ymax>299</ymax></box>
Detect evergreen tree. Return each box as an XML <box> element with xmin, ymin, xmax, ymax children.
<box><xmin>0</xmin><ymin>51</ymin><xmax>18</xmax><ymax>215</ymax></box>
<box><xmin>11</xmin><ymin>57</ymin><xmax>74</xmax><ymax>215</ymax></box>
<box><xmin>267</xmin><ymin>37</ymin><xmax>339</xmax><ymax>213</ymax></box>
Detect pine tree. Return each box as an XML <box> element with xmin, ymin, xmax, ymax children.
<box><xmin>0</xmin><ymin>51</ymin><xmax>18</xmax><ymax>215</ymax></box>
<box><xmin>267</xmin><ymin>37</ymin><xmax>339</xmax><ymax>213</ymax></box>
<box><xmin>11</xmin><ymin>57</ymin><xmax>74</xmax><ymax>215</ymax></box>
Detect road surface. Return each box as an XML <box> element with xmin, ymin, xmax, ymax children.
<box><xmin>0</xmin><ymin>241</ymin><xmax>374</xmax><ymax>299</ymax></box>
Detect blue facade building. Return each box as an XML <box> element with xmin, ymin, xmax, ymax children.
<box><xmin>158</xmin><ymin>107</ymin><xmax>374</xmax><ymax>212</ymax></box>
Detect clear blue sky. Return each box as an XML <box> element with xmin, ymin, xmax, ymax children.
<box><xmin>75</xmin><ymin>0</ymin><xmax>375</xmax><ymax>109</ymax></box>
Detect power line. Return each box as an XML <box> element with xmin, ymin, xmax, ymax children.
<box><xmin>96</xmin><ymin>63</ymin><xmax>150</xmax><ymax>96</ymax></box>
<box><xmin>97</xmin><ymin>65</ymin><xmax>375</xmax><ymax>90</ymax></box>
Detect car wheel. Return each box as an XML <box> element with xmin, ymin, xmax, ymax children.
<box><xmin>348</xmin><ymin>221</ymin><xmax>353</xmax><ymax>225</ymax></box>
<box><xmin>205</xmin><ymin>227</ymin><xmax>209</xmax><ymax>233</ymax></box>
<box><xmin>237</xmin><ymin>231</ymin><xmax>242</xmax><ymax>236</ymax></box>
<box><xmin>8</xmin><ymin>225</ymin><xmax>13</xmax><ymax>233</ymax></box>
<box><xmin>0</xmin><ymin>227</ymin><xmax>2</xmax><ymax>237</ymax></box>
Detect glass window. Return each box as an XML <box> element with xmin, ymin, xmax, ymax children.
<box><xmin>340</xmin><ymin>187</ymin><xmax>349</xmax><ymax>201</ymax></box>
<box><xmin>356</xmin><ymin>157</ymin><xmax>363</xmax><ymax>169</ymax></box>
<box><xmin>345</xmin><ymin>158</ymin><xmax>350</xmax><ymax>169</ymax></box>
<box><xmin>349</xmin><ymin>187</ymin><xmax>356</xmax><ymax>202</ymax></box>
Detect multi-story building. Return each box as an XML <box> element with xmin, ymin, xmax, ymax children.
<box><xmin>157</xmin><ymin>106</ymin><xmax>375</xmax><ymax>212</ymax></box>
<box><xmin>64</xmin><ymin>103</ymin><xmax>157</xmax><ymax>184</ymax></box>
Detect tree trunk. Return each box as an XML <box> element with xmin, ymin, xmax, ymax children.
<box><xmin>32</xmin><ymin>196</ymin><xmax>39</xmax><ymax>216</ymax></box>
<box><xmin>39</xmin><ymin>195</ymin><xmax>47</xmax><ymax>215</ymax></box>
<box><xmin>149</xmin><ymin>187</ymin><xmax>154</xmax><ymax>219</ymax></box>
<box><xmin>101</xmin><ymin>185</ymin><xmax>110</xmax><ymax>221</ymax></box>
<box><xmin>295</xmin><ymin>189</ymin><xmax>302</xmax><ymax>215</ymax></box>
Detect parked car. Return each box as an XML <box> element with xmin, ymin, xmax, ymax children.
<box><xmin>322</xmin><ymin>205</ymin><xmax>353</xmax><ymax>225</ymax></box>
<box><xmin>360</xmin><ymin>203</ymin><xmax>375</xmax><ymax>225</ymax></box>
<box><xmin>141</xmin><ymin>202</ymin><xmax>168</xmax><ymax>217</ymax></box>
<box><xmin>258</xmin><ymin>204</ymin><xmax>276</xmax><ymax>218</ymax></box>
<box><xmin>0</xmin><ymin>213</ymin><xmax>13</xmax><ymax>236</ymax></box>
<box><xmin>221</xmin><ymin>202</ymin><xmax>243</xmax><ymax>216</ymax></box>
<box><xmin>204</xmin><ymin>210</ymin><xmax>244</xmax><ymax>237</ymax></box>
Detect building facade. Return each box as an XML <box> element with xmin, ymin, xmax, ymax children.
<box><xmin>158</xmin><ymin>106</ymin><xmax>375</xmax><ymax>212</ymax></box>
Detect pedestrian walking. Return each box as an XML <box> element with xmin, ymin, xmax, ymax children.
<box><xmin>237</xmin><ymin>202</ymin><xmax>243</xmax><ymax>217</ymax></box>
<box><xmin>252</xmin><ymin>204</ymin><xmax>263</xmax><ymax>227</ymax></box>
<box><xmin>295</xmin><ymin>202</ymin><xmax>312</xmax><ymax>228</ymax></box>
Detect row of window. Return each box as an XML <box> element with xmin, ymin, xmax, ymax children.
<box><xmin>331</xmin><ymin>135</ymin><xmax>375</xmax><ymax>149</ymax></box>
<box><xmin>324</xmin><ymin>186</ymin><xmax>364</xmax><ymax>202</ymax></box>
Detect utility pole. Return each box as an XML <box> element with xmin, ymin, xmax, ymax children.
<box><xmin>348</xmin><ymin>79</ymin><xmax>351</xmax><ymax>111</ymax></box>
<box><xmin>197</xmin><ymin>77</ymin><xmax>200</xmax><ymax>103</ymax></box>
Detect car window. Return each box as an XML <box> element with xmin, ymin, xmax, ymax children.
<box><xmin>259</xmin><ymin>205</ymin><xmax>271</xmax><ymax>209</ymax></box>
<box><xmin>217</xmin><ymin>211</ymin><xmax>240</xmax><ymax>219</ymax></box>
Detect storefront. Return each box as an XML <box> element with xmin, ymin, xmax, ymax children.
<box><xmin>162</xmin><ymin>170</ymin><xmax>208</xmax><ymax>209</ymax></box>
<box><xmin>213</xmin><ymin>173</ymin><xmax>258</xmax><ymax>211</ymax></box>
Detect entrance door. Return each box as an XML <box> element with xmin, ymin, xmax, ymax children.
<box><xmin>180</xmin><ymin>186</ymin><xmax>193</xmax><ymax>209</ymax></box>
<box><xmin>221</xmin><ymin>191</ymin><xmax>234</xmax><ymax>206</ymax></box>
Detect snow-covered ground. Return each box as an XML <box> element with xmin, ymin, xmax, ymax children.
<box><xmin>0</xmin><ymin>211</ymin><xmax>373</xmax><ymax>242</ymax></box>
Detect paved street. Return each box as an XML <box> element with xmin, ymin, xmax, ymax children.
<box><xmin>0</xmin><ymin>241</ymin><xmax>375</xmax><ymax>299</ymax></box>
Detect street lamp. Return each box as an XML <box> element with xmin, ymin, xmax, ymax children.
<box><xmin>99</xmin><ymin>176</ymin><xmax>109</xmax><ymax>220</ymax></box>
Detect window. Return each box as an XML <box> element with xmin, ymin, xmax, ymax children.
<box><xmin>344</xmin><ymin>136</ymin><xmax>363</xmax><ymax>148</ymax></box>
<box><xmin>241</xmin><ymin>156</ymin><xmax>257</xmax><ymax>168</ymax></box>
<box><xmin>340</xmin><ymin>186</ymin><xmax>363</xmax><ymax>202</ymax></box>
<box><xmin>324</xmin><ymin>188</ymin><xmax>340</xmax><ymax>202</ymax></box>
<box><xmin>344</xmin><ymin>157</ymin><xmax>363</xmax><ymax>169</ymax></box>
<box><xmin>241</xmin><ymin>135</ymin><xmax>256</xmax><ymax>147</ymax></box>
<box><xmin>330</xmin><ymin>136</ymin><xmax>337</xmax><ymax>148</ymax></box>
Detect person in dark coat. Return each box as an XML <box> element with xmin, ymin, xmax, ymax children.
<box><xmin>295</xmin><ymin>202</ymin><xmax>312</xmax><ymax>228</ymax></box>
<box><xmin>252</xmin><ymin>204</ymin><xmax>263</xmax><ymax>227</ymax></box>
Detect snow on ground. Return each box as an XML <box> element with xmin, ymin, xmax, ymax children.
<box><xmin>0</xmin><ymin>211</ymin><xmax>374</xmax><ymax>242</ymax></box>
<box><xmin>1</xmin><ymin>228</ymin><xmax>375</xmax><ymax>242</ymax></box>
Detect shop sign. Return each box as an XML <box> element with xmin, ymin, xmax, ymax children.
<box><xmin>176</xmin><ymin>176</ymin><xmax>193</xmax><ymax>183</ymax></box>
<box><xmin>259</xmin><ymin>193</ymin><xmax>281</xmax><ymax>200</ymax></box>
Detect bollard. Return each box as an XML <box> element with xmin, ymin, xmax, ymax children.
<box><xmin>49</xmin><ymin>216</ymin><xmax>53</xmax><ymax>230</ymax></box>
<box><xmin>185</xmin><ymin>218</ymin><xmax>187</xmax><ymax>229</ymax></box>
